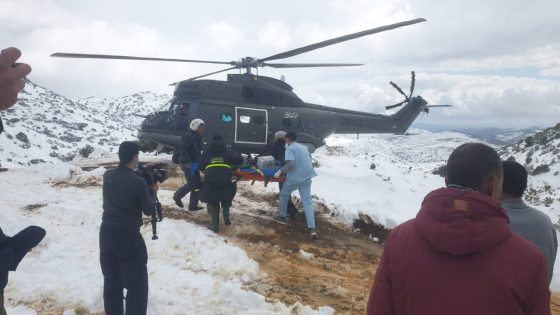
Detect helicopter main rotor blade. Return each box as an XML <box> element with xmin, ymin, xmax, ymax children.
<box><xmin>263</xmin><ymin>62</ymin><xmax>363</xmax><ymax>68</ymax></box>
<box><xmin>258</xmin><ymin>18</ymin><xmax>426</xmax><ymax>63</ymax></box>
<box><xmin>422</xmin><ymin>105</ymin><xmax>452</xmax><ymax>108</ymax></box>
<box><xmin>170</xmin><ymin>66</ymin><xmax>238</xmax><ymax>85</ymax></box>
<box><xmin>51</xmin><ymin>53</ymin><xmax>234</xmax><ymax>65</ymax></box>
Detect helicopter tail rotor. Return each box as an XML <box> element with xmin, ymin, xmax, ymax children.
<box><xmin>409</xmin><ymin>71</ymin><xmax>416</xmax><ymax>99</ymax></box>
<box><xmin>389</xmin><ymin>81</ymin><xmax>409</xmax><ymax>100</ymax></box>
<box><xmin>386</xmin><ymin>71</ymin><xmax>452</xmax><ymax>112</ymax></box>
<box><xmin>386</xmin><ymin>100</ymin><xmax>407</xmax><ymax>110</ymax></box>
<box><xmin>386</xmin><ymin>71</ymin><xmax>415</xmax><ymax>110</ymax></box>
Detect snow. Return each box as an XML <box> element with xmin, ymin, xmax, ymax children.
<box><xmin>0</xmin><ymin>165</ymin><xmax>334</xmax><ymax>314</ymax></box>
<box><xmin>0</xmin><ymin>82</ymin><xmax>169</xmax><ymax>167</ymax></box>
<box><xmin>298</xmin><ymin>250</ymin><xmax>314</xmax><ymax>261</ymax></box>
<box><xmin>303</xmin><ymin>131</ymin><xmax>483</xmax><ymax>228</ymax></box>
<box><xmin>1</xmin><ymin>82</ymin><xmax>558</xmax><ymax>310</ymax></box>
<box><xmin>261</xmin><ymin>131</ymin><xmax>560</xmax><ymax>290</ymax></box>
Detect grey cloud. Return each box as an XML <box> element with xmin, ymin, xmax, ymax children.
<box><xmin>1</xmin><ymin>0</ymin><xmax>558</xmax><ymax>128</ymax></box>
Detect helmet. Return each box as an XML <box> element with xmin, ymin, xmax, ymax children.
<box><xmin>190</xmin><ymin>118</ymin><xmax>205</xmax><ymax>131</ymax></box>
<box><xmin>274</xmin><ymin>131</ymin><xmax>287</xmax><ymax>140</ymax></box>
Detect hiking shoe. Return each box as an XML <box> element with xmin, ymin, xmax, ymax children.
<box><xmin>173</xmin><ymin>196</ymin><xmax>184</xmax><ymax>208</ymax></box>
<box><xmin>188</xmin><ymin>205</ymin><xmax>204</xmax><ymax>211</ymax></box>
<box><xmin>273</xmin><ymin>216</ymin><xmax>287</xmax><ymax>225</ymax></box>
<box><xmin>310</xmin><ymin>228</ymin><xmax>318</xmax><ymax>240</ymax></box>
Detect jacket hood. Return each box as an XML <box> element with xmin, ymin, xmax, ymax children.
<box><xmin>415</xmin><ymin>188</ymin><xmax>511</xmax><ymax>255</ymax></box>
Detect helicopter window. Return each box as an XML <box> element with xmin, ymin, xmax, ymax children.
<box><xmin>282</xmin><ymin>118</ymin><xmax>293</xmax><ymax>127</ymax></box>
<box><xmin>221</xmin><ymin>113</ymin><xmax>233</xmax><ymax>123</ymax></box>
<box><xmin>178</xmin><ymin>103</ymin><xmax>189</xmax><ymax>116</ymax></box>
<box><xmin>253</xmin><ymin>115</ymin><xmax>265</xmax><ymax>125</ymax></box>
<box><xmin>168</xmin><ymin>102</ymin><xmax>179</xmax><ymax>113</ymax></box>
<box><xmin>155</xmin><ymin>100</ymin><xmax>172</xmax><ymax>112</ymax></box>
<box><xmin>239</xmin><ymin>115</ymin><xmax>251</xmax><ymax>124</ymax></box>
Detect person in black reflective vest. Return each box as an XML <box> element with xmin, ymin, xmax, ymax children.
<box><xmin>198</xmin><ymin>135</ymin><xmax>244</xmax><ymax>232</ymax></box>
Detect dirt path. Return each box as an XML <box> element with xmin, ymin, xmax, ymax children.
<box><xmin>164</xmin><ymin>181</ymin><xmax>383</xmax><ymax>314</ymax></box>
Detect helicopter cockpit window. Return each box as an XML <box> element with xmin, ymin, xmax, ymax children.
<box><xmin>239</xmin><ymin>115</ymin><xmax>251</xmax><ymax>124</ymax></box>
<box><xmin>155</xmin><ymin>100</ymin><xmax>172</xmax><ymax>112</ymax></box>
<box><xmin>168</xmin><ymin>102</ymin><xmax>179</xmax><ymax>114</ymax></box>
<box><xmin>253</xmin><ymin>115</ymin><xmax>265</xmax><ymax>125</ymax></box>
<box><xmin>221</xmin><ymin>113</ymin><xmax>233</xmax><ymax>123</ymax></box>
<box><xmin>282</xmin><ymin>118</ymin><xmax>293</xmax><ymax>127</ymax></box>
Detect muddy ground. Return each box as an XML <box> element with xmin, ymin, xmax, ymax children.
<box><xmin>164</xmin><ymin>188</ymin><xmax>383</xmax><ymax>314</ymax></box>
<box><xmin>157</xmin><ymin>162</ymin><xmax>383</xmax><ymax>313</ymax></box>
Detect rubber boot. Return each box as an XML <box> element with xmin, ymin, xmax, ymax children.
<box><xmin>207</xmin><ymin>204</ymin><xmax>220</xmax><ymax>233</ymax></box>
<box><xmin>223</xmin><ymin>205</ymin><xmax>231</xmax><ymax>226</ymax></box>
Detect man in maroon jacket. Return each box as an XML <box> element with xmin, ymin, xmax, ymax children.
<box><xmin>367</xmin><ymin>143</ymin><xmax>550</xmax><ymax>315</ymax></box>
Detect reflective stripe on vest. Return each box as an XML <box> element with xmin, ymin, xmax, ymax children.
<box><xmin>205</xmin><ymin>164</ymin><xmax>231</xmax><ymax>170</ymax></box>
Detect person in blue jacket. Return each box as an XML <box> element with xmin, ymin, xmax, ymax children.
<box><xmin>274</xmin><ymin>132</ymin><xmax>318</xmax><ymax>239</ymax></box>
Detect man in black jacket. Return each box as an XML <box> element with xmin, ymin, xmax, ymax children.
<box><xmin>173</xmin><ymin>118</ymin><xmax>205</xmax><ymax>211</ymax></box>
<box><xmin>198</xmin><ymin>135</ymin><xmax>244</xmax><ymax>232</ymax></box>
<box><xmin>100</xmin><ymin>141</ymin><xmax>157</xmax><ymax>315</ymax></box>
<box><xmin>0</xmin><ymin>47</ymin><xmax>46</xmax><ymax>314</ymax></box>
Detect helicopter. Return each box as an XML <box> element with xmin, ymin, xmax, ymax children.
<box><xmin>51</xmin><ymin>18</ymin><xmax>449</xmax><ymax>154</ymax></box>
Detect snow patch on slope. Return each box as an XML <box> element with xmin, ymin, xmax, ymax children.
<box><xmin>0</xmin><ymin>164</ymin><xmax>333</xmax><ymax>314</ymax></box>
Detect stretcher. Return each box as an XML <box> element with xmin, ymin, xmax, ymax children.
<box><xmin>232</xmin><ymin>166</ymin><xmax>284</xmax><ymax>187</ymax></box>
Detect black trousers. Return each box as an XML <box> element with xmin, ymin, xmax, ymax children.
<box><xmin>0</xmin><ymin>290</ymin><xmax>6</xmax><ymax>315</ymax></box>
<box><xmin>99</xmin><ymin>225</ymin><xmax>148</xmax><ymax>315</ymax></box>
<box><xmin>174</xmin><ymin>166</ymin><xmax>200</xmax><ymax>208</ymax></box>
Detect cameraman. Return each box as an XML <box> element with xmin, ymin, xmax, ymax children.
<box><xmin>100</xmin><ymin>141</ymin><xmax>156</xmax><ymax>315</ymax></box>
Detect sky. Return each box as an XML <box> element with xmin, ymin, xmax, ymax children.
<box><xmin>1</xmin><ymin>0</ymin><xmax>559</xmax><ymax>129</ymax></box>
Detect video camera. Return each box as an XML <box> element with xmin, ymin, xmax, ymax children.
<box><xmin>136</xmin><ymin>162</ymin><xmax>168</xmax><ymax>186</ymax></box>
<box><xmin>136</xmin><ymin>162</ymin><xmax>168</xmax><ymax>240</ymax></box>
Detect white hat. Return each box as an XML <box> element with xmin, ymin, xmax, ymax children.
<box><xmin>274</xmin><ymin>131</ymin><xmax>287</xmax><ymax>140</ymax></box>
<box><xmin>190</xmin><ymin>118</ymin><xmax>205</xmax><ymax>131</ymax></box>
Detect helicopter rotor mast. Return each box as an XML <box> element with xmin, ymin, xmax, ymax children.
<box><xmin>51</xmin><ymin>18</ymin><xmax>426</xmax><ymax>81</ymax></box>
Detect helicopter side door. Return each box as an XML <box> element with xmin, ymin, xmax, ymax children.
<box><xmin>196</xmin><ymin>103</ymin><xmax>236</xmax><ymax>149</ymax></box>
<box><xmin>234</xmin><ymin>107</ymin><xmax>268</xmax><ymax>145</ymax></box>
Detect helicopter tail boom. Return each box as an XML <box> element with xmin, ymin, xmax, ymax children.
<box><xmin>331</xmin><ymin>96</ymin><xmax>426</xmax><ymax>135</ymax></box>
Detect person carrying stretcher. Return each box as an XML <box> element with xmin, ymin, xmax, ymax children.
<box><xmin>266</xmin><ymin>131</ymin><xmax>300</xmax><ymax>220</ymax></box>
<box><xmin>198</xmin><ymin>135</ymin><xmax>244</xmax><ymax>233</ymax></box>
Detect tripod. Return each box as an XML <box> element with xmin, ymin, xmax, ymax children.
<box><xmin>151</xmin><ymin>195</ymin><xmax>163</xmax><ymax>240</ymax></box>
